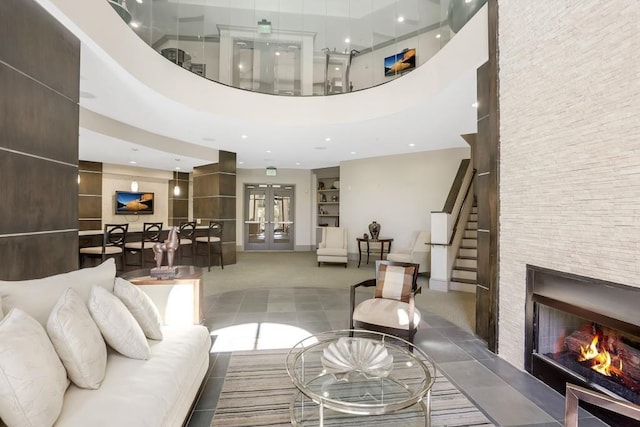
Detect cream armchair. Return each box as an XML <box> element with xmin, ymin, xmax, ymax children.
<box><xmin>317</xmin><ymin>227</ymin><xmax>348</xmax><ymax>267</ymax></box>
<box><xmin>386</xmin><ymin>231</ymin><xmax>430</xmax><ymax>273</ymax></box>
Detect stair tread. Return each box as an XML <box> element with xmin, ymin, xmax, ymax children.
<box><xmin>460</xmin><ymin>246</ymin><xmax>477</xmax><ymax>250</ymax></box>
<box><xmin>450</xmin><ymin>278</ymin><xmax>477</xmax><ymax>285</ymax></box>
<box><xmin>458</xmin><ymin>256</ymin><xmax>477</xmax><ymax>260</ymax></box>
<box><xmin>453</xmin><ymin>267</ymin><xmax>477</xmax><ymax>272</ymax></box>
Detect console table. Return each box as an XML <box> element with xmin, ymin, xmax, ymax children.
<box><xmin>121</xmin><ymin>265</ymin><xmax>203</xmax><ymax>325</ymax></box>
<box><xmin>356</xmin><ymin>237</ymin><xmax>393</xmax><ymax>268</ymax></box>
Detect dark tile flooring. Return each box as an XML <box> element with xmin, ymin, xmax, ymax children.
<box><xmin>185</xmin><ymin>287</ymin><xmax>609</xmax><ymax>427</ymax></box>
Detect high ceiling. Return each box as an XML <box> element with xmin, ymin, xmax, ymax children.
<box><xmin>37</xmin><ymin>0</ymin><xmax>487</xmax><ymax>172</ymax></box>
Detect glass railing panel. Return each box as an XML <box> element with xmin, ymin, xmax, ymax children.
<box><xmin>119</xmin><ymin>0</ymin><xmax>486</xmax><ymax>96</ymax></box>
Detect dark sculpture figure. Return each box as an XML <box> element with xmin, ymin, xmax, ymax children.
<box><xmin>153</xmin><ymin>226</ymin><xmax>180</xmax><ymax>270</ymax></box>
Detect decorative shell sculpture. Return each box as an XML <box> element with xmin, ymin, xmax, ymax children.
<box><xmin>321</xmin><ymin>337</ymin><xmax>394</xmax><ymax>380</ymax></box>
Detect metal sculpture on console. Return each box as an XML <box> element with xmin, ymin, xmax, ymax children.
<box><xmin>151</xmin><ymin>226</ymin><xmax>180</xmax><ymax>279</ymax></box>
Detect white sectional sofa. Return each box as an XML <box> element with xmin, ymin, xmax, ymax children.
<box><xmin>0</xmin><ymin>259</ymin><xmax>210</xmax><ymax>427</ymax></box>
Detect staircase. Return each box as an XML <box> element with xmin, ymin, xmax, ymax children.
<box><xmin>450</xmin><ymin>205</ymin><xmax>477</xmax><ymax>291</ymax></box>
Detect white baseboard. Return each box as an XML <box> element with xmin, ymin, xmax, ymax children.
<box><xmin>429</xmin><ymin>278</ymin><xmax>449</xmax><ymax>292</ymax></box>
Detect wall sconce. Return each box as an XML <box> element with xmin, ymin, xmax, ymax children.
<box><xmin>173</xmin><ymin>184</ymin><xmax>181</xmax><ymax>196</ymax></box>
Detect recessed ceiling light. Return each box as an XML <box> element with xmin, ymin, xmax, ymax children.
<box><xmin>275</xmin><ymin>51</ymin><xmax>280</xmax><ymax>56</ymax></box>
<box><xmin>295</xmin><ymin>162</ymin><xmax>300</xmax><ymax>166</ymax></box>
<box><xmin>409</xmin><ymin>143</ymin><xmax>416</xmax><ymax>147</ymax></box>
<box><xmin>350</xmin><ymin>151</ymin><xmax>356</xmax><ymax>155</ymax></box>
<box><xmin>435</xmin><ymin>33</ymin><xmax>441</xmax><ymax>39</ymax></box>
<box><xmin>130</xmin><ymin>21</ymin><xmax>140</xmax><ymax>28</ymax></box>
<box><xmin>335</xmin><ymin>67</ymin><xmax>340</xmax><ymax>71</ymax></box>
<box><xmin>236</xmin><ymin>41</ymin><xmax>247</xmax><ymax>46</ymax></box>
<box><xmin>175</xmin><ymin>166</ymin><xmax>181</xmax><ymax>170</ymax></box>
<box><xmin>238</xmin><ymin>64</ymin><xmax>244</xmax><ymax>69</ymax></box>
<box><xmin>241</xmin><ymin>134</ymin><xmax>248</xmax><ymax>139</ymax></box>
<box><xmin>314</xmin><ymin>146</ymin><xmax>327</xmax><ymax>150</ymax></box>
<box><xmin>238</xmin><ymin>161</ymin><xmax>244</xmax><ymax>165</ymax></box>
<box><xmin>465</xmin><ymin>0</ymin><xmax>472</xmax><ymax>3</ymax></box>
<box><xmin>265</xmin><ymin>150</ymin><xmax>271</xmax><ymax>153</ymax></box>
<box><xmin>129</xmin><ymin>161</ymin><xmax>137</xmax><ymax>164</ymax></box>
<box><xmin>136</xmin><ymin>0</ymin><xmax>143</xmax><ymax>3</ymax></box>
<box><xmin>325</xmin><ymin>137</ymin><xmax>331</xmax><ymax>142</ymax></box>
<box><xmin>397</xmin><ymin>16</ymin><xmax>405</xmax><ymax>23</ymax></box>
<box><xmin>472</xmin><ymin>102</ymin><xmax>479</xmax><ymax>108</ymax></box>
<box><xmin>344</xmin><ymin>38</ymin><xmax>350</xmax><ymax>44</ymax></box>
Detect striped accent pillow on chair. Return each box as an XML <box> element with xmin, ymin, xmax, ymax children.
<box><xmin>374</xmin><ymin>263</ymin><xmax>416</xmax><ymax>303</ymax></box>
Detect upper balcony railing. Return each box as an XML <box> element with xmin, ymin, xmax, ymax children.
<box><xmin>108</xmin><ymin>0</ymin><xmax>485</xmax><ymax>97</ymax></box>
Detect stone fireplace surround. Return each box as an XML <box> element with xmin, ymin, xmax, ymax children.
<box><xmin>525</xmin><ymin>265</ymin><xmax>640</xmax><ymax>426</ymax></box>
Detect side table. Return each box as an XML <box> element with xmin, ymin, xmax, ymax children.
<box><xmin>356</xmin><ymin>237</ymin><xmax>393</xmax><ymax>268</ymax></box>
<box><xmin>121</xmin><ymin>265</ymin><xmax>204</xmax><ymax>325</ymax></box>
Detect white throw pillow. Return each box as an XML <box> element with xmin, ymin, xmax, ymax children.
<box><xmin>0</xmin><ymin>308</ymin><xmax>68</xmax><ymax>427</ymax></box>
<box><xmin>113</xmin><ymin>277</ymin><xmax>163</xmax><ymax>340</ymax></box>
<box><xmin>47</xmin><ymin>288</ymin><xmax>107</xmax><ymax>389</ymax></box>
<box><xmin>88</xmin><ymin>286</ymin><xmax>150</xmax><ymax>360</ymax></box>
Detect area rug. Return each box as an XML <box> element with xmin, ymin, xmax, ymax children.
<box><xmin>211</xmin><ymin>349</ymin><xmax>494</xmax><ymax>426</ymax></box>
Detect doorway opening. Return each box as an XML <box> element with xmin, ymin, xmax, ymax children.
<box><xmin>244</xmin><ymin>184</ymin><xmax>294</xmax><ymax>251</ymax></box>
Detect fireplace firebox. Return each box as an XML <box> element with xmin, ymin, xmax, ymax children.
<box><xmin>525</xmin><ymin>265</ymin><xmax>640</xmax><ymax>426</ymax></box>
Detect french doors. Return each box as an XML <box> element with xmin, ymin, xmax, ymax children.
<box><xmin>244</xmin><ymin>184</ymin><xmax>294</xmax><ymax>250</ymax></box>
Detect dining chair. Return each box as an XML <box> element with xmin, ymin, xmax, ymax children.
<box><xmin>177</xmin><ymin>221</ymin><xmax>196</xmax><ymax>264</ymax></box>
<box><xmin>79</xmin><ymin>223</ymin><xmax>129</xmax><ymax>272</ymax></box>
<box><xmin>195</xmin><ymin>221</ymin><xmax>223</xmax><ymax>271</ymax></box>
<box><xmin>124</xmin><ymin>222</ymin><xmax>163</xmax><ymax>267</ymax></box>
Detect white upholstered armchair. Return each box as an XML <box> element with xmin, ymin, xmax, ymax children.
<box><xmin>317</xmin><ymin>227</ymin><xmax>348</xmax><ymax>267</ymax></box>
<box><xmin>386</xmin><ymin>230</ymin><xmax>430</xmax><ymax>273</ymax></box>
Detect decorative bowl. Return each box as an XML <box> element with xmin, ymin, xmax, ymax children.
<box><xmin>321</xmin><ymin>337</ymin><xmax>393</xmax><ymax>380</ymax></box>
<box><xmin>333</xmin><ymin>180</ymin><xmax>340</xmax><ymax>189</ymax></box>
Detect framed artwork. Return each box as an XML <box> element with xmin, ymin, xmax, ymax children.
<box><xmin>384</xmin><ymin>48</ymin><xmax>416</xmax><ymax>77</ymax></box>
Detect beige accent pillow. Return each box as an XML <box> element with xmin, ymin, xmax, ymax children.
<box><xmin>47</xmin><ymin>288</ymin><xmax>107</xmax><ymax>389</ymax></box>
<box><xmin>374</xmin><ymin>264</ymin><xmax>416</xmax><ymax>303</ymax></box>
<box><xmin>114</xmin><ymin>277</ymin><xmax>163</xmax><ymax>340</ymax></box>
<box><xmin>0</xmin><ymin>308</ymin><xmax>68</xmax><ymax>427</ymax></box>
<box><xmin>88</xmin><ymin>286</ymin><xmax>150</xmax><ymax>360</ymax></box>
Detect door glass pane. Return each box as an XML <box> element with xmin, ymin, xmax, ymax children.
<box><xmin>248</xmin><ymin>190</ymin><xmax>266</xmax><ymax>244</ymax></box>
<box><xmin>272</xmin><ymin>189</ymin><xmax>292</xmax><ymax>244</ymax></box>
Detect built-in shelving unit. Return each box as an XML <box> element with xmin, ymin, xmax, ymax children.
<box><xmin>313</xmin><ymin>167</ymin><xmax>340</xmax><ymax>245</ymax></box>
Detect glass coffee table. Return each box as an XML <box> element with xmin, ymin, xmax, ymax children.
<box><xmin>286</xmin><ymin>330</ymin><xmax>436</xmax><ymax>426</ymax></box>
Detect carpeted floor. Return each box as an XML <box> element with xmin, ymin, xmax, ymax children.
<box><xmin>210</xmin><ymin>349</ymin><xmax>493</xmax><ymax>427</ymax></box>
<box><xmin>202</xmin><ymin>252</ymin><xmax>477</xmax><ymax>333</ymax></box>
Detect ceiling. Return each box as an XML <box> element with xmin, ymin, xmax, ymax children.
<box><xmin>41</xmin><ymin>0</ymin><xmax>486</xmax><ymax>172</ymax></box>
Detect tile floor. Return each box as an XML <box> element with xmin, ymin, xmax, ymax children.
<box><xmin>185</xmin><ymin>287</ymin><xmax>609</xmax><ymax>427</ymax></box>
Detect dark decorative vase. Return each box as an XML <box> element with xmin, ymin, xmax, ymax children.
<box><xmin>368</xmin><ymin>221</ymin><xmax>381</xmax><ymax>240</ymax></box>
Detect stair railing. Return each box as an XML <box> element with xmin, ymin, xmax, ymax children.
<box><xmin>429</xmin><ymin>159</ymin><xmax>475</xmax><ymax>292</ymax></box>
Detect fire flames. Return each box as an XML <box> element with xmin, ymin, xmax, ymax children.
<box><xmin>578</xmin><ymin>335</ymin><xmax>623</xmax><ymax>377</ymax></box>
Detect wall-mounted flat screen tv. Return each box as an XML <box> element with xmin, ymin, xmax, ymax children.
<box><xmin>384</xmin><ymin>48</ymin><xmax>416</xmax><ymax>77</ymax></box>
<box><xmin>115</xmin><ymin>191</ymin><xmax>154</xmax><ymax>215</ymax></box>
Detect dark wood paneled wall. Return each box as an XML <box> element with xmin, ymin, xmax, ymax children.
<box><xmin>78</xmin><ymin>161</ymin><xmax>103</xmax><ymax>231</ymax></box>
<box><xmin>169</xmin><ymin>171</ymin><xmax>190</xmax><ymax>226</ymax></box>
<box><xmin>474</xmin><ymin>0</ymin><xmax>499</xmax><ymax>351</ymax></box>
<box><xmin>0</xmin><ymin>0</ymin><xmax>80</xmax><ymax>280</ymax></box>
<box><xmin>193</xmin><ymin>151</ymin><xmax>237</xmax><ymax>265</ymax></box>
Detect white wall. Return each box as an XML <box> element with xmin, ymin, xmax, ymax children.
<box><xmin>235</xmin><ymin>168</ymin><xmax>314</xmax><ymax>250</ymax></box>
<box><xmin>340</xmin><ymin>147</ymin><xmax>469</xmax><ymax>255</ymax></box>
<box><xmin>101</xmin><ymin>164</ymin><xmax>172</xmax><ymax>229</ymax></box>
